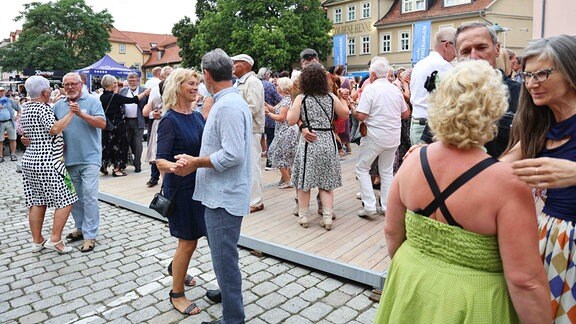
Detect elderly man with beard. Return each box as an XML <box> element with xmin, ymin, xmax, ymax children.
<box><xmin>53</xmin><ymin>72</ymin><xmax>106</xmax><ymax>252</ymax></box>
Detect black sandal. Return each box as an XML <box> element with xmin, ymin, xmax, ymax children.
<box><xmin>100</xmin><ymin>166</ymin><xmax>108</xmax><ymax>175</ymax></box>
<box><xmin>169</xmin><ymin>290</ymin><xmax>201</xmax><ymax>315</ymax></box>
<box><xmin>112</xmin><ymin>170</ymin><xmax>127</xmax><ymax>177</ymax></box>
<box><xmin>168</xmin><ymin>261</ymin><xmax>196</xmax><ymax>286</ymax></box>
<box><xmin>66</xmin><ymin>230</ymin><xmax>84</xmax><ymax>242</ymax></box>
<box><xmin>80</xmin><ymin>239</ymin><xmax>95</xmax><ymax>252</ymax></box>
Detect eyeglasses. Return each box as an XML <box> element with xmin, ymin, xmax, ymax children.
<box><xmin>63</xmin><ymin>82</ymin><xmax>81</xmax><ymax>88</ymax></box>
<box><xmin>519</xmin><ymin>68</ymin><xmax>557</xmax><ymax>83</ymax></box>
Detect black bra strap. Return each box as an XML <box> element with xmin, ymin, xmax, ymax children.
<box><xmin>418</xmin><ymin>146</ymin><xmax>498</xmax><ymax>227</ymax></box>
<box><xmin>418</xmin><ymin>146</ymin><xmax>460</xmax><ymax>227</ymax></box>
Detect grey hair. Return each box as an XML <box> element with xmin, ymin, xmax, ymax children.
<box><xmin>275</xmin><ymin>77</ymin><xmax>293</xmax><ymax>93</ymax></box>
<box><xmin>456</xmin><ymin>22</ymin><xmax>498</xmax><ymax>46</ymax></box>
<box><xmin>25</xmin><ymin>75</ymin><xmax>50</xmax><ymax>99</ymax></box>
<box><xmin>63</xmin><ymin>72</ymin><xmax>82</xmax><ymax>83</ymax></box>
<box><xmin>434</xmin><ymin>27</ymin><xmax>456</xmax><ymax>48</ymax></box>
<box><xmin>127</xmin><ymin>72</ymin><xmax>139</xmax><ymax>79</ymax></box>
<box><xmin>160</xmin><ymin>66</ymin><xmax>174</xmax><ymax>79</ymax></box>
<box><xmin>101</xmin><ymin>74</ymin><xmax>118</xmax><ymax>89</ymax></box>
<box><xmin>257</xmin><ymin>67</ymin><xmax>270</xmax><ymax>80</ymax></box>
<box><xmin>369</xmin><ymin>56</ymin><xmax>391</xmax><ymax>78</ymax></box>
<box><xmin>201</xmin><ymin>48</ymin><xmax>233</xmax><ymax>82</ymax></box>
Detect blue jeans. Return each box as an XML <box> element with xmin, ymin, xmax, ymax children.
<box><xmin>67</xmin><ymin>164</ymin><xmax>100</xmax><ymax>239</ymax></box>
<box><xmin>205</xmin><ymin>207</ymin><xmax>244</xmax><ymax>324</ymax></box>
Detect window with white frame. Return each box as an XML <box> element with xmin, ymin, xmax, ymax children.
<box><xmin>361</xmin><ymin>2</ymin><xmax>371</xmax><ymax>19</ymax></box>
<box><xmin>444</xmin><ymin>0</ymin><xmax>472</xmax><ymax>6</ymax></box>
<box><xmin>347</xmin><ymin>5</ymin><xmax>356</xmax><ymax>21</ymax></box>
<box><xmin>361</xmin><ymin>36</ymin><xmax>370</xmax><ymax>54</ymax></box>
<box><xmin>119</xmin><ymin>44</ymin><xmax>126</xmax><ymax>54</ymax></box>
<box><xmin>399</xmin><ymin>31</ymin><xmax>410</xmax><ymax>51</ymax></box>
<box><xmin>348</xmin><ymin>37</ymin><xmax>356</xmax><ymax>56</ymax></box>
<box><xmin>402</xmin><ymin>0</ymin><xmax>425</xmax><ymax>13</ymax></box>
<box><xmin>334</xmin><ymin>8</ymin><xmax>342</xmax><ymax>23</ymax></box>
<box><xmin>381</xmin><ymin>33</ymin><xmax>391</xmax><ymax>53</ymax></box>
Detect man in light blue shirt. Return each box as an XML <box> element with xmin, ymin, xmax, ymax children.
<box><xmin>173</xmin><ymin>49</ymin><xmax>251</xmax><ymax>324</ymax></box>
<box><xmin>0</xmin><ymin>87</ymin><xmax>21</xmax><ymax>162</ymax></box>
<box><xmin>53</xmin><ymin>72</ymin><xmax>105</xmax><ymax>252</ymax></box>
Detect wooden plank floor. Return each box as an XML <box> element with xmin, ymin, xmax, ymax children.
<box><xmin>99</xmin><ymin>144</ymin><xmax>390</xmax><ymax>287</ymax></box>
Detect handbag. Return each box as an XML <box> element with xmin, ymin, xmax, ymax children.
<box><xmin>149</xmin><ymin>181</ymin><xmax>182</xmax><ymax>218</ymax></box>
<box><xmin>103</xmin><ymin>94</ymin><xmax>116</xmax><ymax>131</ymax></box>
<box><xmin>359</xmin><ymin>121</ymin><xmax>367</xmax><ymax>137</ymax></box>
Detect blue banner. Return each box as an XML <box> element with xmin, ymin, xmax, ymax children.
<box><xmin>412</xmin><ymin>21</ymin><xmax>432</xmax><ymax>65</ymax></box>
<box><xmin>333</xmin><ymin>34</ymin><xmax>347</xmax><ymax>67</ymax></box>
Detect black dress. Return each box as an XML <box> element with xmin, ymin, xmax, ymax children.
<box><xmin>156</xmin><ymin>109</ymin><xmax>206</xmax><ymax>240</ymax></box>
<box><xmin>100</xmin><ymin>90</ymin><xmax>138</xmax><ymax>170</ymax></box>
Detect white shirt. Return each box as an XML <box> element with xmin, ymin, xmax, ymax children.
<box><xmin>124</xmin><ymin>87</ymin><xmax>139</xmax><ymax>118</ymax></box>
<box><xmin>144</xmin><ymin>77</ymin><xmax>160</xmax><ymax>89</ymax></box>
<box><xmin>409</xmin><ymin>51</ymin><xmax>453</xmax><ymax>119</ymax></box>
<box><xmin>356</xmin><ymin>78</ymin><xmax>408</xmax><ymax>147</ymax></box>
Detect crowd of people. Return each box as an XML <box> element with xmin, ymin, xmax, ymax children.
<box><xmin>8</xmin><ymin>18</ymin><xmax>576</xmax><ymax>323</ymax></box>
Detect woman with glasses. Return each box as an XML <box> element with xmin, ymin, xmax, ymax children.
<box><xmin>501</xmin><ymin>34</ymin><xmax>576</xmax><ymax>322</ymax></box>
<box><xmin>20</xmin><ymin>76</ymin><xmax>77</xmax><ymax>254</ymax></box>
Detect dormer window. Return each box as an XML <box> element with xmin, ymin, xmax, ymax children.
<box><xmin>445</xmin><ymin>0</ymin><xmax>472</xmax><ymax>6</ymax></box>
<box><xmin>402</xmin><ymin>0</ymin><xmax>425</xmax><ymax>13</ymax></box>
<box><xmin>150</xmin><ymin>42</ymin><xmax>158</xmax><ymax>48</ymax></box>
<box><xmin>157</xmin><ymin>51</ymin><xmax>163</xmax><ymax>60</ymax></box>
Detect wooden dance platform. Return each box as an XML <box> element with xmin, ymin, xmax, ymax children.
<box><xmin>98</xmin><ymin>145</ymin><xmax>389</xmax><ymax>288</ymax></box>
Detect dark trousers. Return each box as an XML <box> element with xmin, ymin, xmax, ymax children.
<box><xmin>264</xmin><ymin>127</ymin><xmax>275</xmax><ymax>168</ymax></box>
<box><xmin>150</xmin><ymin>162</ymin><xmax>160</xmax><ymax>181</ymax></box>
<box><xmin>125</xmin><ymin>118</ymin><xmax>143</xmax><ymax>169</ymax></box>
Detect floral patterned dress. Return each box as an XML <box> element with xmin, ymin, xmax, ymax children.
<box><xmin>291</xmin><ymin>94</ymin><xmax>342</xmax><ymax>191</ymax></box>
<box><xmin>268</xmin><ymin>96</ymin><xmax>298</xmax><ymax>168</ymax></box>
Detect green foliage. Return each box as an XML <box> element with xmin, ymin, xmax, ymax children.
<box><xmin>177</xmin><ymin>0</ymin><xmax>332</xmax><ymax>71</ymax></box>
<box><xmin>0</xmin><ymin>0</ymin><xmax>113</xmax><ymax>72</ymax></box>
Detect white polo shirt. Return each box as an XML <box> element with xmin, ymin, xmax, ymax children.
<box><xmin>409</xmin><ymin>51</ymin><xmax>453</xmax><ymax>119</ymax></box>
<box><xmin>356</xmin><ymin>78</ymin><xmax>408</xmax><ymax>147</ymax></box>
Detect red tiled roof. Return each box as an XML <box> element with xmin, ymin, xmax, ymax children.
<box><xmin>109</xmin><ymin>28</ymin><xmax>135</xmax><ymax>44</ymax></box>
<box><xmin>119</xmin><ymin>31</ymin><xmax>177</xmax><ymax>54</ymax></box>
<box><xmin>143</xmin><ymin>43</ymin><xmax>182</xmax><ymax>67</ymax></box>
<box><xmin>375</xmin><ymin>0</ymin><xmax>495</xmax><ymax>26</ymax></box>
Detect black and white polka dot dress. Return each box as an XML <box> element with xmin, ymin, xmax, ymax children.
<box><xmin>20</xmin><ymin>101</ymin><xmax>77</xmax><ymax>208</ymax></box>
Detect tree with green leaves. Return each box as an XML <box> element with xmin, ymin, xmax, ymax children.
<box><xmin>176</xmin><ymin>0</ymin><xmax>332</xmax><ymax>71</ymax></box>
<box><xmin>0</xmin><ymin>0</ymin><xmax>113</xmax><ymax>73</ymax></box>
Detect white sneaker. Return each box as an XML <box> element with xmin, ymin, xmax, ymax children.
<box><xmin>358</xmin><ymin>208</ymin><xmax>378</xmax><ymax>217</ymax></box>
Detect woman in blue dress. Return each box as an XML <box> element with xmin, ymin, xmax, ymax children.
<box><xmin>155</xmin><ymin>68</ymin><xmax>206</xmax><ymax>316</ymax></box>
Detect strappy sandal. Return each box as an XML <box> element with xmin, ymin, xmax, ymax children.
<box><xmin>80</xmin><ymin>239</ymin><xmax>95</xmax><ymax>253</ymax></box>
<box><xmin>44</xmin><ymin>240</ymin><xmax>73</xmax><ymax>254</ymax></box>
<box><xmin>66</xmin><ymin>230</ymin><xmax>83</xmax><ymax>242</ymax></box>
<box><xmin>112</xmin><ymin>170</ymin><xmax>127</xmax><ymax>177</ymax></box>
<box><xmin>169</xmin><ymin>290</ymin><xmax>201</xmax><ymax>315</ymax></box>
<box><xmin>167</xmin><ymin>261</ymin><xmax>196</xmax><ymax>287</ymax></box>
<box><xmin>31</xmin><ymin>239</ymin><xmax>46</xmax><ymax>252</ymax></box>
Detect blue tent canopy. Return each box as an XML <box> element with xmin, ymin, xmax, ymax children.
<box><xmin>76</xmin><ymin>54</ymin><xmax>141</xmax><ymax>91</ymax></box>
<box><xmin>76</xmin><ymin>54</ymin><xmax>140</xmax><ymax>78</ymax></box>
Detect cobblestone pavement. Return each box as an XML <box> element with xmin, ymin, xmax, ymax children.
<box><xmin>0</xmin><ymin>154</ymin><xmax>379</xmax><ymax>323</ymax></box>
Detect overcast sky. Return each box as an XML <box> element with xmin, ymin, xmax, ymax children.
<box><xmin>2</xmin><ymin>0</ymin><xmax>197</xmax><ymax>38</ymax></box>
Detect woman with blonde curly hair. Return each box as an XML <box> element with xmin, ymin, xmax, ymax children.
<box><xmin>374</xmin><ymin>60</ymin><xmax>551</xmax><ymax>324</ymax></box>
